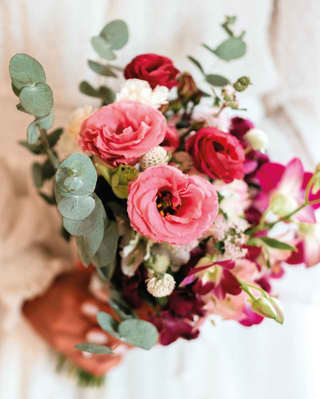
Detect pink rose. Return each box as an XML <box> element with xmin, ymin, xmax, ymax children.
<box><xmin>78</xmin><ymin>101</ymin><xmax>167</xmax><ymax>166</ymax></box>
<box><xmin>127</xmin><ymin>165</ymin><xmax>218</xmax><ymax>245</ymax></box>
<box><xmin>161</xmin><ymin>125</ymin><xmax>180</xmax><ymax>153</ymax></box>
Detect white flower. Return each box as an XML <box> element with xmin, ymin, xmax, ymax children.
<box><xmin>120</xmin><ymin>232</ymin><xmax>146</xmax><ymax>277</ymax></box>
<box><xmin>193</xmin><ymin>104</ymin><xmax>230</xmax><ymax>131</ymax></box>
<box><xmin>116</xmin><ymin>79</ymin><xmax>169</xmax><ymax>109</ymax></box>
<box><xmin>244</xmin><ymin>128</ymin><xmax>268</xmax><ymax>151</ymax></box>
<box><xmin>146</xmin><ymin>272</ymin><xmax>176</xmax><ymax>297</ymax></box>
<box><xmin>140</xmin><ymin>146</ymin><xmax>168</xmax><ymax>170</ymax></box>
<box><xmin>57</xmin><ymin>105</ymin><xmax>94</xmax><ymax>159</ymax></box>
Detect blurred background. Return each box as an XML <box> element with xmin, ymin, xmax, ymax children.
<box><xmin>1</xmin><ymin>0</ymin><xmax>320</xmax><ymax>398</ymax></box>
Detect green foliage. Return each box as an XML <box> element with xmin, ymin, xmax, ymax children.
<box><xmin>19</xmin><ymin>82</ymin><xmax>53</xmax><ymax>117</ymax></box>
<box><xmin>96</xmin><ymin>312</ymin><xmax>159</xmax><ymax>350</ymax></box>
<box><xmin>75</xmin><ymin>342</ymin><xmax>113</xmax><ymax>354</ymax></box>
<box><xmin>32</xmin><ymin>162</ymin><xmax>43</xmax><ymax>188</ymax></box>
<box><xmin>259</xmin><ymin>237</ymin><xmax>296</xmax><ymax>252</ymax></box>
<box><xmin>118</xmin><ymin>319</ymin><xmax>159</xmax><ymax>350</ymax></box>
<box><xmin>100</xmin><ymin>19</ymin><xmax>129</xmax><ymax>50</ymax></box>
<box><xmin>9</xmin><ymin>53</ymin><xmax>46</xmax><ymax>90</ymax></box>
<box><xmin>91</xmin><ymin>36</ymin><xmax>116</xmax><ymax>60</ymax></box>
<box><xmin>79</xmin><ymin>81</ymin><xmax>115</xmax><ymax>104</ymax></box>
<box><xmin>206</xmin><ymin>74</ymin><xmax>230</xmax><ymax>87</ymax></box>
<box><xmin>93</xmin><ymin>221</ymin><xmax>119</xmax><ymax>277</ymax></box>
<box><xmin>87</xmin><ymin>60</ymin><xmax>117</xmax><ymax>77</ymax></box>
<box><xmin>27</xmin><ymin>120</ymin><xmax>40</xmax><ymax>144</ymax></box>
<box><xmin>97</xmin><ymin>312</ymin><xmax>120</xmax><ymax>337</ymax></box>
<box><xmin>57</xmin><ymin>196</ymin><xmax>96</xmax><ymax>220</ymax></box>
<box><xmin>187</xmin><ymin>55</ymin><xmax>205</xmax><ymax>74</ymax></box>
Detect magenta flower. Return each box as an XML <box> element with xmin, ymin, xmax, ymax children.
<box><xmin>255</xmin><ymin>158</ymin><xmax>317</xmax><ymax>224</ymax></box>
<box><xmin>239</xmin><ymin>306</ymin><xmax>264</xmax><ymax>327</ymax></box>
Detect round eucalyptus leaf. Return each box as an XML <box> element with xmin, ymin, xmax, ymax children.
<box><xmin>206</xmin><ymin>74</ymin><xmax>230</xmax><ymax>87</ymax></box>
<box><xmin>100</xmin><ymin>20</ymin><xmax>129</xmax><ymax>50</ymax></box>
<box><xmin>75</xmin><ymin>342</ymin><xmax>113</xmax><ymax>355</ymax></box>
<box><xmin>91</xmin><ymin>36</ymin><xmax>116</xmax><ymax>60</ymax></box>
<box><xmin>9</xmin><ymin>53</ymin><xmax>46</xmax><ymax>89</ymax></box>
<box><xmin>57</xmin><ymin>195</ymin><xmax>95</xmax><ymax>220</ymax></box>
<box><xmin>97</xmin><ymin>312</ymin><xmax>120</xmax><ymax>337</ymax></box>
<box><xmin>36</xmin><ymin>111</ymin><xmax>54</xmax><ymax>130</ymax></box>
<box><xmin>55</xmin><ymin>154</ymin><xmax>97</xmax><ymax>197</ymax></box>
<box><xmin>213</xmin><ymin>37</ymin><xmax>247</xmax><ymax>61</ymax></box>
<box><xmin>94</xmin><ymin>221</ymin><xmax>119</xmax><ymax>273</ymax></box>
<box><xmin>27</xmin><ymin>120</ymin><xmax>40</xmax><ymax>144</ymax></box>
<box><xmin>118</xmin><ymin>319</ymin><xmax>159</xmax><ymax>350</ymax></box>
<box><xmin>20</xmin><ymin>82</ymin><xmax>53</xmax><ymax>117</ymax></box>
<box><xmin>62</xmin><ymin>195</ymin><xmax>106</xmax><ymax>236</ymax></box>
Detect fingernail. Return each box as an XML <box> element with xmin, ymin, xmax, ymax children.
<box><xmin>82</xmin><ymin>351</ymin><xmax>93</xmax><ymax>358</ymax></box>
<box><xmin>81</xmin><ymin>302</ymin><xmax>99</xmax><ymax>316</ymax></box>
<box><xmin>86</xmin><ymin>331</ymin><xmax>109</xmax><ymax>345</ymax></box>
<box><xmin>113</xmin><ymin>344</ymin><xmax>128</xmax><ymax>356</ymax></box>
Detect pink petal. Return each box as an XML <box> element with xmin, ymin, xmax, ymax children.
<box><xmin>256</xmin><ymin>162</ymin><xmax>285</xmax><ymax>192</ymax></box>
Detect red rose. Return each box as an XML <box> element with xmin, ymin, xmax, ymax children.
<box><xmin>186</xmin><ymin>127</ymin><xmax>245</xmax><ymax>183</ymax></box>
<box><xmin>124</xmin><ymin>53</ymin><xmax>180</xmax><ymax>89</ymax></box>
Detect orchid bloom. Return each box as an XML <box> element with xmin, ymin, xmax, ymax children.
<box><xmin>256</xmin><ymin>158</ymin><xmax>318</xmax><ymax>224</ymax></box>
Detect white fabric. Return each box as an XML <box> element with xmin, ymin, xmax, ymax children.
<box><xmin>1</xmin><ymin>0</ymin><xmax>320</xmax><ymax>398</ymax></box>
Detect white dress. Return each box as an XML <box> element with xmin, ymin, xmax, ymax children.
<box><xmin>1</xmin><ymin>1</ymin><xmax>320</xmax><ymax>398</ymax></box>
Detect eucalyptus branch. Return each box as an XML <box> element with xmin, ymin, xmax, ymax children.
<box><xmin>39</xmin><ymin>128</ymin><xmax>59</xmax><ymax>169</ymax></box>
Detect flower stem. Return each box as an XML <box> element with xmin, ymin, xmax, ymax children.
<box><xmin>39</xmin><ymin>128</ymin><xmax>59</xmax><ymax>169</ymax></box>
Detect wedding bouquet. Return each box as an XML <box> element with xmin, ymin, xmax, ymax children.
<box><xmin>9</xmin><ymin>17</ymin><xmax>320</xmax><ymax>386</ymax></box>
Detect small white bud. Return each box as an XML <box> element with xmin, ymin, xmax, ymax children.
<box><xmin>222</xmin><ymin>84</ymin><xmax>236</xmax><ymax>98</ymax></box>
<box><xmin>244</xmin><ymin>128</ymin><xmax>269</xmax><ymax>151</ymax></box>
<box><xmin>140</xmin><ymin>146</ymin><xmax>168</xmax><ymax>170</ymax></box>
<box><xmin>146</xmin><ymin>273</ymin><xmax>176</xmax><ymax>297</ymax></box>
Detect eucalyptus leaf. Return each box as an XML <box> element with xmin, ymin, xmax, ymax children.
<box><xmin>37</xmin><ymin>111</ymin><xmax>54</xmax><ymax>130</ymax></box>
<box><xmin>100</xmin><ymin>86</ymin><xmax>116</xmax><ymax>105</ymax></box>
<box><xmin>55</xmin><ymin>154</ymin><xmax>97</xmax><ymax>198</ymax></box>
<box><xmin>20</xmin><ymin>82</ymin><xmax>53</xmax><ymax>117</ymax></box>
<box><xmin>97</xmin><ymin>312</ymin><xmax>120</xmax><ymax>338</ymax></box>
<box><xmin>79</xmin><ymin>81</ymin><xmax>99</xmax><ymax>97</ymax></box>
<box><xmin>91</xmin><ymin>36</ymin><xmax>116</xmax><ymax>60</ymax></box>
<box><xmin>27</xmin><ymin>120</ymin><xmax>40</xmax><ymax>144</ymax></box>
<box><xmin>204</xmin><ymin>37</ymin><xmax>246</xmax><ymax>61</ymax></box>
<box><xmin>108</xmin><ymin>299</ymin><xmax>134</xmax><ymax>321</ymax></box>
<box><xmin>118</xmin><ymin>319</ymin><xmax>158</xmax><ymax>350</ymax></box>
<box><xmin>75</xmin><ymin>214</ymin><xmax>105</xmax><ymax>266</ymax></box>
<box><xmin>206</xmin><ymin>74</ymin><xmax>230</xmax><ymax>87</ymax></box>
<box><xmin>75</xmin><ymin>342</ymin><xmax>113</xmax><ymax>355</ymax></box>
<box><xmin>9</xmin><ymin>53</ymin><xmax>46</xmax><ymax>90</ymax></box>
<box><xmin>187</xmin><ymin>55</ymin><xmax>205</xmax><ymax>74</ymax></box>
<box><xmin>87</xmin><ymin>60</ymin><xmax>117</xmax><ymax>77</ymax></box>
<box><xmin>58</xmin><ymin>195</ymin><xmax>95</xmax><ymax>220</ymax></box>
<box><xmin>62</xmin><ymin>195</ymin><xmax>106</xmax><ymax>236</ymax></box>
<box><xmin>100</xmin><ymin>20</ymin><xmax>129</xmax><ymax>50</ymax></box>
<box><xmin>41</xmin><ymin>159</ymin><xmax>56</xmax><ymax>180</ymax></box>
<box><xmin>39</xmin><ymin>191</ymin><xmax>56</xmax><ymax>205</ymax></box>
<box><xmin>32</xmin><ymin>162</ymin><xmax>43</xmax><ymax>189</ymax></box>
<box><xmin>259</xmin><ymin>237</ymin><xmax>296</xmax><ymax>252</ymax></box>
<box><xmin>94</xmin><ymin>221</ymin><xmax>119</xmax><ymax>273</ymax></box>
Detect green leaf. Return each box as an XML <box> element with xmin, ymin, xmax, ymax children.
<box><xmin>99</xmin><ymin>86</ymin><xmax>116</xmax><ymax>105</ymax></box>
<box><xmin>62</xmin><ymin>195</ymin><xmax>106</xmax><ymax>236</ymax></box>
<box><xmin>75</xmin><ymin>215</ymin><xmax>105</xmax><ymax>266</ymax></box>
<box><xmin>79</xmin><ymin>81</ymin><xmax>99</xmax><ymax>97</ymax></box>
<box><xmin>9</xmin><ymin>53</ymin><xmax>46</xmax><ymax>90</ymax></box>
<box><xmin>37</xmin><ymin>111</ymin><xmax>54</xmax><ymax>130</ymax></box>
<box><xmin>39</xmin><ymin>191</ymin><xmax>56</xmax><ymax>205</ymax></box>
<box><xmin>41</xmin><ymin>159</ymin><xmax>56</xmax><ymax>180</ymax></box>
<box><xmin>94</xmin><ymin>221</ymin><xmax>119</xmax><ymax>273</ymax></box>
<box><xmin>48</xmin><ymin>128</ymin><xmax>63</xmax><ymax>148</ymax></box>
<box><xmin>87</xmin><ymin>60</ymin><xmax>117</xmax><ymax>77</ymax></box>
<box><xmin>32</xmin><ymin>162</ymin><xmax>43</xmax><ymax>188</ymax></box>
<box><xmin>204</xmin><ymin>37</ymin><xmax>247</xmax><ymax>61</ymax></box>
<box><xmin>75</xmin><ymin>342</ymin><xmax>113</xmax><ymax>355</ymax></box>
<box><xmin>118</xmin><ymin>319</ymin><xmax>158</xmax><ymax>350</ymax></box>
<box><xmin>108</xmin><ymin>299</ymin><xmax>134</xmax><ymax>321</ymax></box>
<box><xmin>97</xmin><ymin>312</ymin><xmax>120</xmax><ymax>337</ymax></box>
<box><xmin>91</xmin><ymin>36</ymin><xmax>116</xmax><ymax>60</ymax></box>
<box><xmin>55</xmin><ymin>154</ymin><xmax>97</xmax><ymax>198</ymax></box>
<box><xmin>57</xmin><ymin>195</ymin><xmax>95</xmax><ymax>220</ymax></box>
<box><xmin>20</xmin><ymin>82</ymin><xmax>53</xmax><ymax>117</ymax></box>
<box><xmin>27</xmin><ymin>120</ymin><xmax>40</xmax><ymax>144</ymax></box>
<box><xmin>187</xmin><ymin>55</ymin><xmax>205</xmax><ymax>75</ymax></box>
<box><xmin>206</xmin><ymin>74</ymin><xmax>230</xmax><ymax>87</ymax></box>
<box><xmin>259</xmin><ymin>237</ymin><xmax>296</xmax><ymax>251</ymax></box>
<box><xmin>100</xmin><ymin>19</ymin><xmax>129</xmax><ymax>50</ymax></box>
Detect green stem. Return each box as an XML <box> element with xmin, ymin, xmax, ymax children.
<box><xmin>305</xmin><ymin>175</ymin><xmax>315</xmax><ymax>203</ymax></box>
<box><xmin>39</xmin><ymin>128</ymin><xmax>59</xmax><ymax>169</ymax></box>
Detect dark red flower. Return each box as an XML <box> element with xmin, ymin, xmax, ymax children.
<box><xmin>229</xmin><ymin>117</ymin><xmax>254</xmax><ymax>143</ymax></box>
<box><xmin>124</xmin><ymin>53</ymin><xmax>180</xmax><ymax>89</ymax></box>
<box><xmin>186</xmin><ymin>127</ymin><xmax>245</xmax><ymax>183</ymax></box>
<box><xmin>149</xmin><ymin>311</ymin><xmax>199</xmax><ymax>345</ymax></box>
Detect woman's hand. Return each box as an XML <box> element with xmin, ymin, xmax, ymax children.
<box><xmin>23</xmin><ymin>270</ymin><xmax>130</xmax><ymax>376</ymax></box>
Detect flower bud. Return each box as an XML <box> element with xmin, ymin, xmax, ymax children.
<box><xmin>244</xmin><ymin>128</ymin><xmax>269</xmax><ymax>151</ymax></box>
<box><xmin>177</xmin><ymin>72</ymin><xmax>200</xmax><ymax>102</ymax></box>
<box><xmin>140</xmin><ymin>146</ymin><xmax>169</xmax><ymax>170</ymax></box>
<box><xmin>147</xmin><ymin>245</ymin><xmax>171</xmax><ymax>273</ymax></box>
<box><xmin>251</xmin><ymin>296</ymin><xmax>284</xmax><ymax>324</ymax></box>
<box><xmin>147</xmin><ymin>273</ymin><xmax>176</xmax><ymax>297</ymax></box>
<box><xmin>233</xmin><ymin>76</ymin><xmax>251</xmax><ymax>92</ymax></box>
<box><xmin>222</xmin><ymin>84</ymin><xmax>236</xmax><ymax>102</ymax></box>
